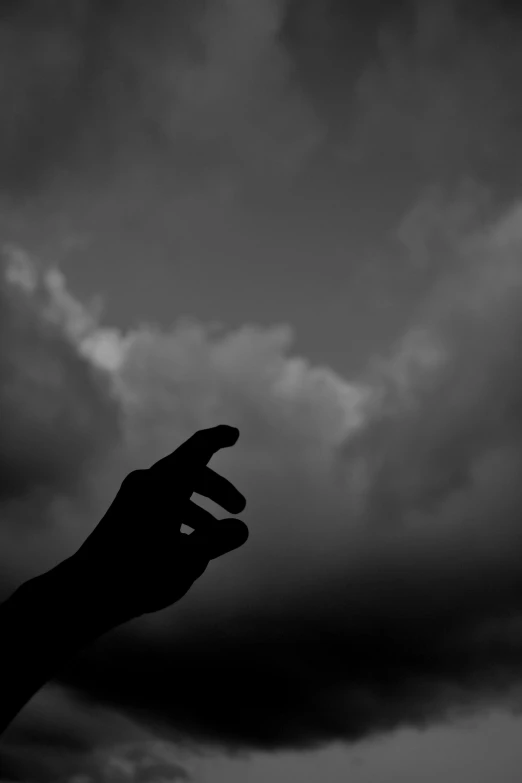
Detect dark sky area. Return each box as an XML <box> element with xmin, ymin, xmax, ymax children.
<box><xmin>2</xmin><ymin>0</ymin><xmax>522</xmax><ymax>373</ymax></box>
<box><xmin>3</xmin><ymin>1</ymin><xmax>522</xmax><ymax>782</ymax></box>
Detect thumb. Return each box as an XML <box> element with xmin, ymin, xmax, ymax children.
<box><xmin>187</xmin><ymin>518</ymin><xmax>249</xmax><ymax>561</ymax></box>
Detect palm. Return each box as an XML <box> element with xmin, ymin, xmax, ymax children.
<box><xmin>73</xmin><ymin>425</ymin><xmax>248</xmax><ymax>620</ymax></box>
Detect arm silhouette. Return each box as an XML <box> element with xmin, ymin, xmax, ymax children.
<box><xmin>0</xmin><ymin>424</ymin><xmax>248</xmax><ymax>737</ymax></box>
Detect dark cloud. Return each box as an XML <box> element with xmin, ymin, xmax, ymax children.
<box><xmin>0</xmin><ymin>200</ymin><xmax>508</xmax><ymax>754</ymax></box>
<box><xmin>0</xmin><ymin>245</ymin><xmax>120</xmax><ymax>517</ymax></box>
<box><xmin>346</xmin><ymin>0</ymin><xmax>522</xmax><ymax>195</ymax></box>
<box><xmin>5</xmin><ymin>0</ymin><xmax>522</xmax><ymax>772</ymax></box>
<box><xmin>2</xmin><ymin>0</ymin><xmax>522</xmax><ymax>222</ymax></box>
<box><xmin>0</xmin><ymin>0</ymin><xmax>321</xmax><ymax>206</ymax></box>
<box><xmin>0</xmin><ymin>686</ymin><xmax>191</xmax><ymax>783</ymax></box>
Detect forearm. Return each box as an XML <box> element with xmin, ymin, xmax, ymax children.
<box><xmin>0</xmin><ymin>557</ymin><xmax>128</xmax><ymax>737</ymax></box>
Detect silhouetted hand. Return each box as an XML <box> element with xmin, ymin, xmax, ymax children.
<box><xmin>71</xmin><ymin>424</ymin><xmax>249</xmax><ymax>622</ymax></box>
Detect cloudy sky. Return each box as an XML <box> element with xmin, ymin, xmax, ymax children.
<box><xmin>3</xmin><ymin>0</ymin><xmax>522</xmax><ymax>781</ymax></box>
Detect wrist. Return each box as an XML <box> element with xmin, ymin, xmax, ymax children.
<box><xmin>0</xmin><ymin>558</ymin><xmax>125</xmax><ymax>735</ymax></box>
<box><xmin>16</xmin><ymin>556</ymin><xmax>131</xmax><ymax>651</ymax></box>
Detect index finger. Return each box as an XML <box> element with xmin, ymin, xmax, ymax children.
<box><xmin>150</xmin><ymin>425</ymin><xmax>240</xmax><ymax>475</ymax></box>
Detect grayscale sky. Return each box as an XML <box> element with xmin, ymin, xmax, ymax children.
<box><xmin>3</xmin><ymin>1</ymin><xmax>522</xmax><ymax>781</ymax></box>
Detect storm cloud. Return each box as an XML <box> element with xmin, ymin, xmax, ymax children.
<box><xmin>2</xmin><ymin>195</ymin><xmax>522</xmax><ymax>755</ymax></box>
<box><xmin>4</xmin><ymin>0</ymin><xmax>522</xmax><ymax>776</ymax></box>
<box><xmin>54</xmin><ymin>201</ymin><xmax>522</xmax><ymax>752</ymax></box>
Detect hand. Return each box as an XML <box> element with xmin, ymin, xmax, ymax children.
<box><xmin>71</xmin><ymin>425</ymin><xmax>248</xmax><ymax>622</ymax></box>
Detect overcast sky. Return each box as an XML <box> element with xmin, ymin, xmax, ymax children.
<box><xmin>3</xmin><ymin>1</ymin><xmax>522</xmax><ymax>781</ymax></box>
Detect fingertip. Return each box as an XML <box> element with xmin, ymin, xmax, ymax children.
<box><xmin>223</xmin><ymin>517</ymin><xmax>249</xmax><ymax>546</ymax></box>
<box><xmin>219</xmin><ymin>424</ymin><xmax>240</xmax><ymax>445</ymax></box>
<box><xmin>231</xmin><ymin>494</ymin><xmax>247</xmax><ymax>514</ymax></box>
<box><xmin>211</xmin><ymin>518</ymin><xmax>249</xmax><ymax>558</ymax></box>
<box><xmin>191</xmin><ymin>519</ymin><xmax>248</xmax><ymax>562</ymax></box>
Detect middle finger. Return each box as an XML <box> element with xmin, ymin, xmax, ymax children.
<box><xmin>192</xmin><ymin>466</ymin><xmax>246</xmax><ymax>514</ymax></box>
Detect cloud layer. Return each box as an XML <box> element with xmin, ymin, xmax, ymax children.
<box><xmin>5</xmin><ymin>1</ymin><xmax>522</xmax><ymax>778</ymax></box>
<box><xmin>0</xmin><ymin>0</ymin><xmax>321</xmax><ymax>207</ymax></box>
<box><xmin>3</xmin><ymin>197</ymin><xmax>522</xmax><ymax>758</ymax></box>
